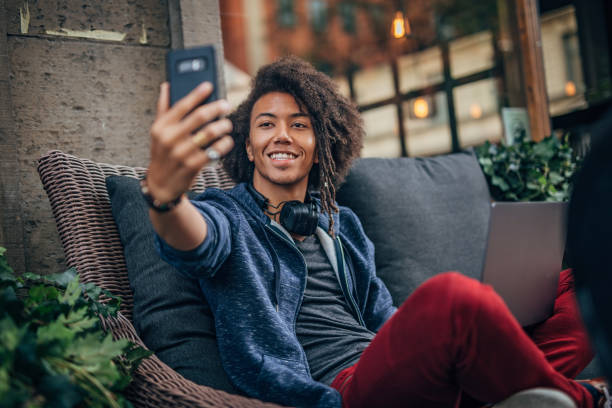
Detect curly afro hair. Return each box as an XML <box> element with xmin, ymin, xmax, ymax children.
<box><xmin>222</xmin><ymin>56</ymin><xmax>364</xmax><ymax>235</ymax></box>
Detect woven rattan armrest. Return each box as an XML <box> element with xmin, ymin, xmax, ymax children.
<box><xmin>101</xmin><ymin>313</ymin><xmax>281</xmax><ymax>408</ymax></box>
<box><xmin>36</xmin><ymin>150</ymin><xmax>284</xmax><ymax>408</ymax></box>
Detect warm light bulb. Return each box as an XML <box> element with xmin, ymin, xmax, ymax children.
<box><xmin>469</xmin><ymin>103</ymin><xmax>483</xmax><ymax>119</ymax></box>
<box><xmin>413</xmin><ymin>97</ymin><xmax>429</xmax><ymax>118</ymax></box>
<box><xmin>403</xmin><ymin>14</ymin><xmax>411</xmax><ymax>36</ymax></box>
<box><xmin>565</xmin><ymin>81</ymin><xmax>577</xmax><ymax>96</ymax></box>
<box><xmin>392</xmin><ymin>11</ymin><xmax>406</xmax><ymax>39</ymax></box>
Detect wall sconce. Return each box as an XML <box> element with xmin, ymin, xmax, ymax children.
<box><xmin>391</xmin><ymin>10</ymin><xmax>412</xmax><ymax>39</ymax></box>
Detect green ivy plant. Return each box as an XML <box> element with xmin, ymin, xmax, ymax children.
<box><xmin>0</xmin><ymin>247</ymin><xmax>152</xmax><ymax>407</ymax></box>
<box><xmin>475</xmin><ymin>133</ymin><xmax>581</xmax><ymax>202</ymax></box>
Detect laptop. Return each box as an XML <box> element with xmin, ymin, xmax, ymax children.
<box><xmin>481</xmin><ymin>201</ymin><xmax>568</xmax><ymax>327</ymax></box>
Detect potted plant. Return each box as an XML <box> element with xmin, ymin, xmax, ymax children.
<box><xmin>475</xmin><ymin>133</ymin><xmax>581</xmax><ymax>202</ymax></box>
<box><xmin>0</xmin><ymin>247</ymin><xmax>151</xmax><ymax>407</ymax></box>
<box><xmin>475</xmin><ymin>133</ymin><xmax>582</xmax><ymax>276</ymax></box>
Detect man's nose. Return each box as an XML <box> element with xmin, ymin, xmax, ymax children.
<box><xmin>273</xmin><ymin>124</ymin><xmax>291</xmax><ymax>143</ymax></box>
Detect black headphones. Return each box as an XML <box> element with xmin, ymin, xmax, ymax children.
<box><xmin>247</xmin><ymin>184</ymin><xmax>319</xmax><ymax>236</ymax></box>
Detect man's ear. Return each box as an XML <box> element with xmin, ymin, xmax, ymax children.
<box><xmin>246</xmin><ymin>139</ymin><xmax>254</xmax><ymax>162</ymax></box>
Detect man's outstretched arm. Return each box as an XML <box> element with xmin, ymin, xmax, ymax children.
<box><xmin>145</xmin><ymin>81</ymin><xmax>234</xmax><ymax>250</ymax></box>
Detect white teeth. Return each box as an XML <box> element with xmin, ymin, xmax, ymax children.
<box><xmin>270</xmin><ymin>153</ymin><xmax>296</xmax><ymax>160</ymax></box>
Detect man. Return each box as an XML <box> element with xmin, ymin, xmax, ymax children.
<box><xmin>143</xmin><ymin>56</ymin><xmax>604</xmax><ymax>408</ymax></box>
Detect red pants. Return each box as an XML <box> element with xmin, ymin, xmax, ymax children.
<box><xmin>331</xmin><ymin>270</ymin><xmax>594</xmax><ymax>408</ymax></box>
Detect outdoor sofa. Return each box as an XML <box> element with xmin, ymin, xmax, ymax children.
<box><xmin>37</xmin><ymin>148</ymin><xmax>578</xmax><ymax>407</ymax></box>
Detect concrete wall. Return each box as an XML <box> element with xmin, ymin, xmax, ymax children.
<box><xmin>0</xmin><ymin>0</ymin><xmax>223</xmax><ymax>274</ymax></box>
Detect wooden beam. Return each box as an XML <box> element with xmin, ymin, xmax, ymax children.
<box><xmin>516</xmin><ymin>0</ymin><xmax>551</xmax><ymax>141</ymax></box>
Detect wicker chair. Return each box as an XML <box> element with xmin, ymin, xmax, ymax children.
<box><xmin>37</xmin><ymin>150</ymin><xmax>280</xmax><ymax>408</ymax></box>
<box><xmin>37</xmin><ymin>150</ymin><xmax>576</xmax><ymax>408</ymax></box>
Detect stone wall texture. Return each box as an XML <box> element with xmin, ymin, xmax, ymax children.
<box><xmin>1</xmin><ymin>0</ymin><xmax>223</xmax><ymax>274</ymax></box>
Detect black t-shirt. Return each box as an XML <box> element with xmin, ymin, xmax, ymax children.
<box><xmin>295</xmin><ymin>234</ymin><xmax>374</xmax><ymax>385</ymax></box>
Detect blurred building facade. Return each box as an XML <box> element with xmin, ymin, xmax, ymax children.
<box><xmin>220</xmin><ymin>0</ymin><xmax>612</xmax><ymax>157</ymax></box>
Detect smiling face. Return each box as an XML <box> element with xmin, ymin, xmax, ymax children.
<box><xmin>246</xmin><ymin>92</ymin><xmax>318</xmax><ymax>199</ymax></box>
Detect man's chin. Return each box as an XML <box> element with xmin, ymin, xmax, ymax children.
<box><xmin>261</xmin><ymin>174</ymin><xmax>308</xmax><ymax>188</ymax></box>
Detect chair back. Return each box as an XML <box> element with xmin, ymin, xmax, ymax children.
<box><xmin>37</xmin><ymin>150</ymin><xmax>235</xmax><ymax>318</ymax></box>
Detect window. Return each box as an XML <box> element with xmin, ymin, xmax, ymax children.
<box><xmin>339</xmin><ymin>2</ymin><xmax>356</xmax><ymax>34</ymax></box>
<box><xmin>277</xmin><ymin>0</ymin><xmax>295</xmax><ymax>28</ymax></box>
<box><xmin>309</xmin><ymin>0</ymin><xmax>328</xmax><ymax>33</ymax></box>
<box><xmin>541</xmin><ymin>6</ymin><xmax>587</xmax><ymax>116</ymax></box>
<box><xmin>453</xmin><ymin>79</ymin><xmax>503</xmax><ymax>149</ymax></box>
<box><xmin>361</xmin><ymin>105</ymin><xmax>401</xmax><ymax>158</ymax></box>
<box><xmin>353</xmin><ymin>63</ymin><xmax>394</xmax><ymax>105</ymax></box>
<box><xmin>403</xmin><ymin>92</ymin><xmax>452</xmax><ymax>157</ymax></box>
<box><xmin>398</xmin><ymin>47</ymin><xmax>444</xmax><ymax>93</ymax></box>
<box><xmin>449</xmin><ymin>31</ymin><xmax>495</xmax><ymax>79</ymax></box>
<box><xmin>563</xmin><ymin>32</ymin><xmax>582</xmax><ymax>86</ymax></box>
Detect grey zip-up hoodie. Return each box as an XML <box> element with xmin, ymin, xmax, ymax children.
<box><xmin>155</xmin><ymin>183</ymin><xmax>397</xmax><ymax>408</ymax></box>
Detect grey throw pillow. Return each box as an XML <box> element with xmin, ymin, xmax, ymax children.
<box><xmin>106</xmin><ymin>175</ymin><xmax>237</xmax><ymax>393</ymax></box>
<box><xmin>336</xmin><ymin>150</ymin><xmax>491</xmax><ymax>306</ymax></box>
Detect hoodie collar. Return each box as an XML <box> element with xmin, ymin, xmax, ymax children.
<box><xmin>228</xmin><ymin>182</ymin><xmax>340</xmax><ymax>234</ymax></box>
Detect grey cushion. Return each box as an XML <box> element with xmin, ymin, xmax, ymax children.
<box><xmin>491</xmin><ymin>388</ymin><xmax>576</xmax><ymax>408</ymax></box>
<box><xmin>336</xmin><ymin>150</ymin><xmax>491</xmax><ymax>306</ymax></box>
<box><xmin>105</xmin><ymin>175</ymin><xmax>237</xmax><ymax>393</ymax></box>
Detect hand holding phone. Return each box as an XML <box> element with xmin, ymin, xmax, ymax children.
<box><xmin>145</xmin><ymin>45</ymin><xmax>234</xmax><ymax>205</ymax></box>
<box><xmin>166</xmin><ymin>45</ymin><xmax>219</xmax><ymax>107</ymax></box>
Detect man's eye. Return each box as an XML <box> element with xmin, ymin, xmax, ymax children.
<box><xmin>258</xmin><ymin>122</ymin><xmax>273</xmax><ymax>128</ymax></box>
<box><xmin>293</xmin><ymin>122</ymin><xmax>307</xmax><ymax>128</ymax></box>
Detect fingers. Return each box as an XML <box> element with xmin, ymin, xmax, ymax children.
<box><xmin>173</xmin><ymin>118</ymin><xmax>232</xmax><ymax>159</ymax></box>
<box><xmin>185</xmin><ymin>135</ymin><xmax>235</xmax><ymax>169</ymax></box>
<box><xmin>156</xmin><ymin>82</ymin><xmax>170</xmax><ymax>119</ymax></box>
<box><xmin>174</xmin><ymin>99</ymin><xmax>232</xmax><ymax>138</ymax></box>
<box><xmin>207</xmin><ymin>134</ymin><xmax>235</xmax><ymax>159</ymax></box>
<box><xmin>159</xmin><ymin>82</ymin><xmax>214</xmax><ymax>127</ymax></box>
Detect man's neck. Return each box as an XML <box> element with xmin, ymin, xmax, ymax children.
<box><xmin>252</xmin><ymin>180</ymin><xmax>308</xmax><ymax>208</ymax></box>
<box><xmin>250</xmin><ymin>178</ymin><xmax>312</xmax><ymax>242</ymax></box>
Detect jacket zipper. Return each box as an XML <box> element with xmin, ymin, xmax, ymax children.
<box><xmin>267</xmin><ymin>225</ymin><xmax>365</xmax><ymax>337</ymax></box>
<box><xmin>265</xmin><ymin>224</ymin><xmax>311</xmax><ymax>375</ymax></box>
<box><xmin>336</xmin><ymin>236</ymin><xmax>366</xmax><ymax>327</ymax></box>
<box><xmin>265</xmin><ymin>224</ymin><xmax>308</xmax><ymax>319</ymax></box>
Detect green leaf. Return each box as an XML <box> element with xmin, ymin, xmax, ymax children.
<box><xmin>0</xmin><ymin>366</ymin><xmax>10</xmax><ymax>395</ymax></box>
<box><xmin>61</xmin><ymin>277</ymin><xmax>81</xmax><ymax>306</ymax></box>
<box><xmin>58</xmin><ymin>307</ymin><xmax>98</xmax><ymax>333</ymax></box>
<box><xmin>537</xmin><ymin>176</ymin><xmax>547</xmax><ymax>186</ymax></box>
<box><xmin>526</xmin><ymin>182</ymin><xmax>540</xmax><ymax>191</ymax></box>
<box><xmin>491</xmin><ymin>175</ymin><xmax>510</xmax><ymax>191</ymax></box>
<box><xmin>124</xmin><ymin>346</ymin><xmax>153</xmax><ymax>364</ymax></box>
<box><xmin>549</xmin><ymin>171</ymin><xmax>563</xmax><ymax>185</ymax></box>
<box><xmin>0</xmin><ymin>316</ymin><xmax>23</xmax><ymax>354</ymax></box>
<box><xmin>0</xmin><ymin>247</ymin><xmax>14</xmax><ymax>278</ymax></box>
<box><xmin>23</xmin><ymin>268</ymin><xmax>78</xmax><ymax>290</ymax></box>
<box><xmin>0</xmin><ymin>253</ymin><xmax>162</xmax><ymax>407</ymax></box>
<box><xmin>47</xmin><ymin>268</ymin><xmax>78</xmax><ymax>288</ymax></box>
<box><xmin>28</xmin><ymin>285</ymin><xmax>60</xmax><ymax>304</ymax></box>
<box><xmin>476</xmin><ymin>134</ymin><xmax>580</xmax><ymax>202</ymax></box>
<box><xmin>532</xmin><ymin>140</ymin><xmax>556</xmax><ymax>161</ymax></box>
<box><xmin>479</xmin><ymin>157</ymin><xmax>493</xmax><ymax>167</ymax></box>
<box><xmin>36</xmin><ymin>320</ymin><xmax>76</xmax><ymax>349</ymax></box>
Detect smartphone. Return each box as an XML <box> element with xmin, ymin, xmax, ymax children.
<box><xmin>166</xmin><ymin>45</ymin><xmax>218</xmax><ymax>107</ymax></box>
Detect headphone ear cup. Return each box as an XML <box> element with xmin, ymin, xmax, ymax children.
<box><xmin>279</xmin><ymin>201</ymin><xmax>319</xmax><ymax>236</ymax></box>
